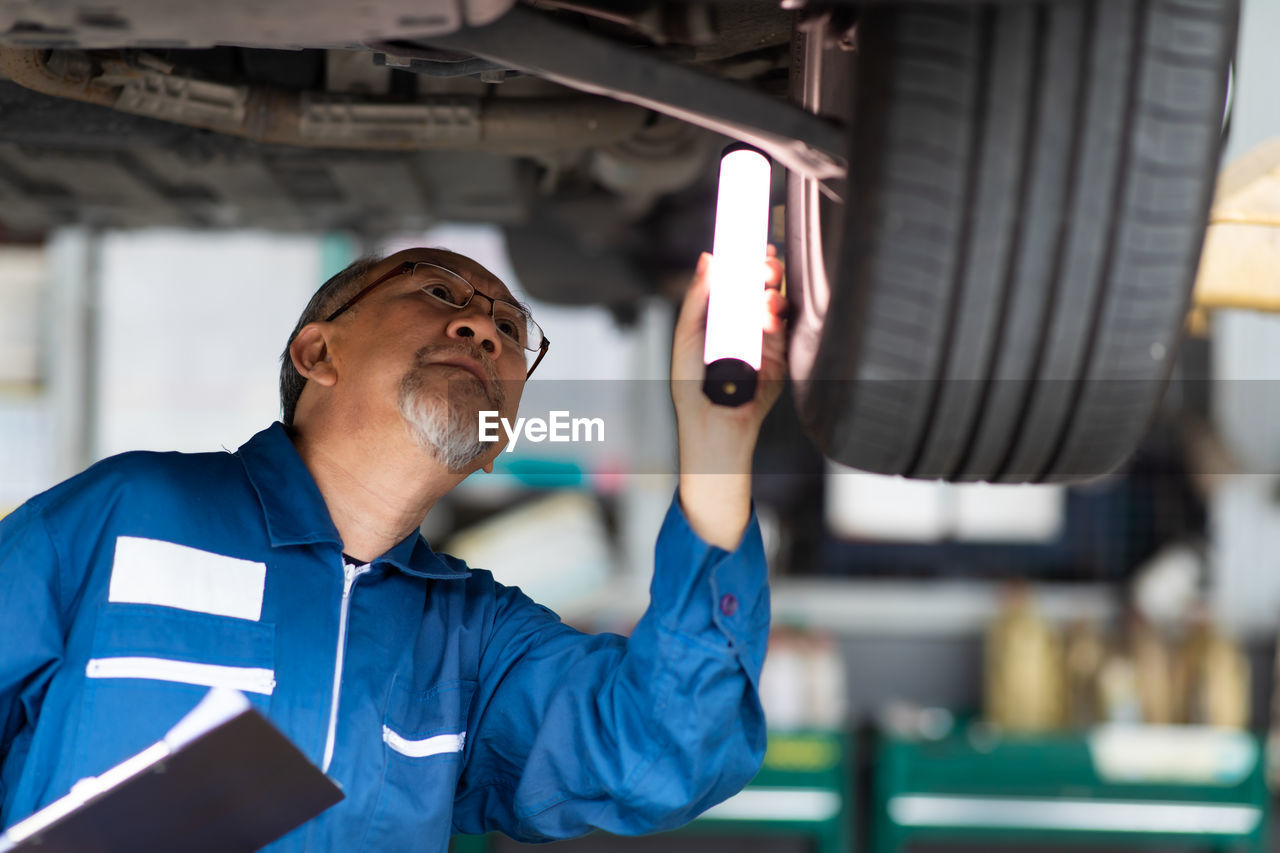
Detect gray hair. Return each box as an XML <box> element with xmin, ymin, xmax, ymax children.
<box><xmin>279</xmin><ymin>255</ymin><xmax>380</xmax><ymax>427</ymax></box>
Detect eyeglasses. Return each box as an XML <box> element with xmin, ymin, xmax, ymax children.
<box><xmin>325</xmin><ymin>261</ymin><xmax>550</xmax><ymax>378</ymax></box>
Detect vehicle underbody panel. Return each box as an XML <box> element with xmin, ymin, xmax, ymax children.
<box><xmin>0</xmin><ymin>0</ymin><xmax>515</xmax><ymax>49</ymax></box>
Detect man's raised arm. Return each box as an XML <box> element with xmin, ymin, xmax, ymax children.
<box><xmin>451</xmin><ymin>251</ymin><xmax>787</xmax><ymax>841</ymax></box>
<box><xmin>671</xmin><ymin>248</ymin><xmax>788</xmax><ymax>549</ymax></box>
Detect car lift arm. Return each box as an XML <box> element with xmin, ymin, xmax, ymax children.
<box><xmin>427</xmin><ymin>4</ymin><xmax>847</xmax><ymax>181</ymax></box>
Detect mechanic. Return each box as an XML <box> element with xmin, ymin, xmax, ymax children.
<box><xmin>0</xmin><ymin>245</ymin><xmax>788</xmax><ymax>849</ymax></box>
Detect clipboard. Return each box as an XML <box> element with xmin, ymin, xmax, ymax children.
<box><xmin>0</xmin><ymin>687</ymin><xmax>344</xmax><ymax>852</ymax></box>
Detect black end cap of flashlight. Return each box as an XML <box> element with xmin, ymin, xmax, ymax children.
<box><xmin>721</xmin><ymin>141</ymin><xmax>772</xmax><ymax>164</ymax></box>
<box><xmin>703</xmin><ymin>358</ymin><xmax>758</xmax><ymax>407</ymax></box>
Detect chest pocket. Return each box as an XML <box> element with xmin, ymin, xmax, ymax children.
<box><xmin>69</xmin><ymin>603</ymin><xmax>276</xmax><ymax>791</ymax></box>
<box><xmin>362</xmin><ymin>679</ymin><xmax>476</xmax><ymax>853</ymax></box>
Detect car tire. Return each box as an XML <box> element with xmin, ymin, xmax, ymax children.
<box><xmin>786</xmin><ymin>0</ymin><xmax>1237</xmax><ymax>482</ymax></box>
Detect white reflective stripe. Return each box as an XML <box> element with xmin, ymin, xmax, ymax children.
<box><xmin>86</xmin><ymin>656</ymin><xmax>276</xmax><ymax>696</ymax></box>
<box><xmin>698</xmin><ymin>788</ymin><xmax>842</xmax><ymax>822</ymax></box>
<box><xmin>109</xmin><ymin>536</ymin><xmax>266</xmax><ymax>621</ymax></box>
<box><xmin>382</xmin><ymin>726</ymin><xmax>466</xmax><ymax>759</ymax></box>
<box><xmin>888</xmin><ymin>795</ymin><xmax>1262</xmax><ymax>836</ymax></box>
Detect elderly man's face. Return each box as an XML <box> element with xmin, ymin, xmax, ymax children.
<box><xmin>329</xmin><ymin>248</ymin><xmax>528</xmax><ymax>471</ymax></box>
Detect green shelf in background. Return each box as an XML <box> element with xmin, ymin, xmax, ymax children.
<box><xmin>872</xmin><ymin>723</ymin><xmax>1270</xmax><ymax>853</ymax></box>
<box><xmin>450</xmin><ymin>728</ymin><xmax>854</xmax><ymax>853</ymax></box>
<box><xmin>670</xmin><ymin>729</ymin><xmax>853</xmax><ymax>853</ymax></box>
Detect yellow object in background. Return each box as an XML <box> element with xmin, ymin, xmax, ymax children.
<box><xmin>985</xmin><ymin>589</ymin><xmax>1251</xmax><ymax>732</ymax></box>
<box><xmin>984</xmin><ymin>583</ymin><xmax>1064</xmax><ymax>732</ymax></box>
<box><xmin>1063</xmin><ymin>620</ymin><xmax>1106</xmax><ymax>728</ymax></box>
<box><xmin>1175</xmin><ymin>615</ymin><xmax>1251</xmax><ymax>730</ymax></box>
<box><xmin>1194</xmin><ymin>137</ymin><xmax>1280</xmax><ymax>313</ymax></box>
<box><xmin>1131</xmin><ymin>617</ymin><xmax>1176</xmax><ymax>726</ymax></box>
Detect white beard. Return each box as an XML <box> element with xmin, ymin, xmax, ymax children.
<box><xmin>398</xmin><ymin>370</ymin><xmax>488</xmax><ymax>473</ymax></box>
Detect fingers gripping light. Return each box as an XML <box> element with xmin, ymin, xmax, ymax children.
<box><xmin>704</xmin><ymin>144</ymin><xmax>771</xmax><ymax>407</ymax></box>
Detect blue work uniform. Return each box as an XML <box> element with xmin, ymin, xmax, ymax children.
<box><xmin>0</xmin><ymin>423</ymin><xmax>769</xmax><ymax>850</ymax></box>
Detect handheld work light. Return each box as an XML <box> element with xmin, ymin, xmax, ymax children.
<box><xmin>703</xmin><ymin>143</ymin><xmax>772</xmax><ymax>407</ymax></box>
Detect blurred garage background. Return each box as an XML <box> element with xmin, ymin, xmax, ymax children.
<box><xmin>3</xmin><ymin>0</ymin><xmax>1280</xmax><ymax>851</ymax></box>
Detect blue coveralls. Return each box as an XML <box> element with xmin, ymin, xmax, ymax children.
<box><xmin>0</xmin><ymin>423</ymin><xmax>769</xmax><ymax>850</ymax></box>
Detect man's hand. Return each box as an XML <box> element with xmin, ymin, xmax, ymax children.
<box><xmin>671</xmin><ymin>247</ymin><xmax>787</xmax><ymax>550</ymax></box>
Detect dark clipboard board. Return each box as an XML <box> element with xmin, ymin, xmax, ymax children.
<box><xmin>0</xmin><ymin>688</ymin><xmax>343</xmax><ymax>853</ymax></box>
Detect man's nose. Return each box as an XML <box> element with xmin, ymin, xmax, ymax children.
<box><xmin>446</xmin><ymin>310</ymin><xmax>502</xmax><ymax>356</ymax></box>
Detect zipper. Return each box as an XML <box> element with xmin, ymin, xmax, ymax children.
<box><xmin>85</xmin><ymin>656</ymin><xmax>276</xmax><ymax>695</ymax></box>
<box><xmin>321</xmin><ymin>559</ymin><xmax>371</xmax><ymax>773</ymax></box>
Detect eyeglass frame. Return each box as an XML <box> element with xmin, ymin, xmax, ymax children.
<box><xmin>323</xmin><ymin>260</ymin><xmax>550</xmax><ymax>379</ymax></box>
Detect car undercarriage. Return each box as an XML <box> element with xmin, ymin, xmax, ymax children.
<box><xmin>0</xmin><ymin>0</ymin><xmax>1240</xmax><ymax>483</ymax></box>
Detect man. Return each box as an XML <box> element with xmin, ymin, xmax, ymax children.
<box><xmin>0</xmin><ymin>245</ymin><xmax>788</xmax><ymax>850</ymax></box>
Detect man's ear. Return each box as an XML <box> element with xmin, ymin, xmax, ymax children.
<box><xmin>290</xmin><ymin>324</ymin><xmax>338</xmax><ymax>387</ymax></box>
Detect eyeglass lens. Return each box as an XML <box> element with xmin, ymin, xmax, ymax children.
<box><xmin>409</xmin><ymin>264</ymin><xmax>543</xmax><ymax>352</ymax></box>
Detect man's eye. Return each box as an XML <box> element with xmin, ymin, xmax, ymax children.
<box><xmin>425</xmin><ymin>284</ymin><xmax>457</xmax><ymax>302</ymax></box>
<box><xmin>497</xmin><ymin>319</ymin><xmax>522</xmax><ymax>341</ymax></box>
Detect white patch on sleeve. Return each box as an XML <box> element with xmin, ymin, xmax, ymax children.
<box><xmin>108</xmin><ymin>536</ymin><xmax>266</xmax><ymax>621</ymax></box>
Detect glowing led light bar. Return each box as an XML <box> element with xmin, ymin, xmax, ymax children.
<box><xmin>703</xmin><ymin>143</ymin><xmax>772</xmax><ymax>407</ymax></box>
